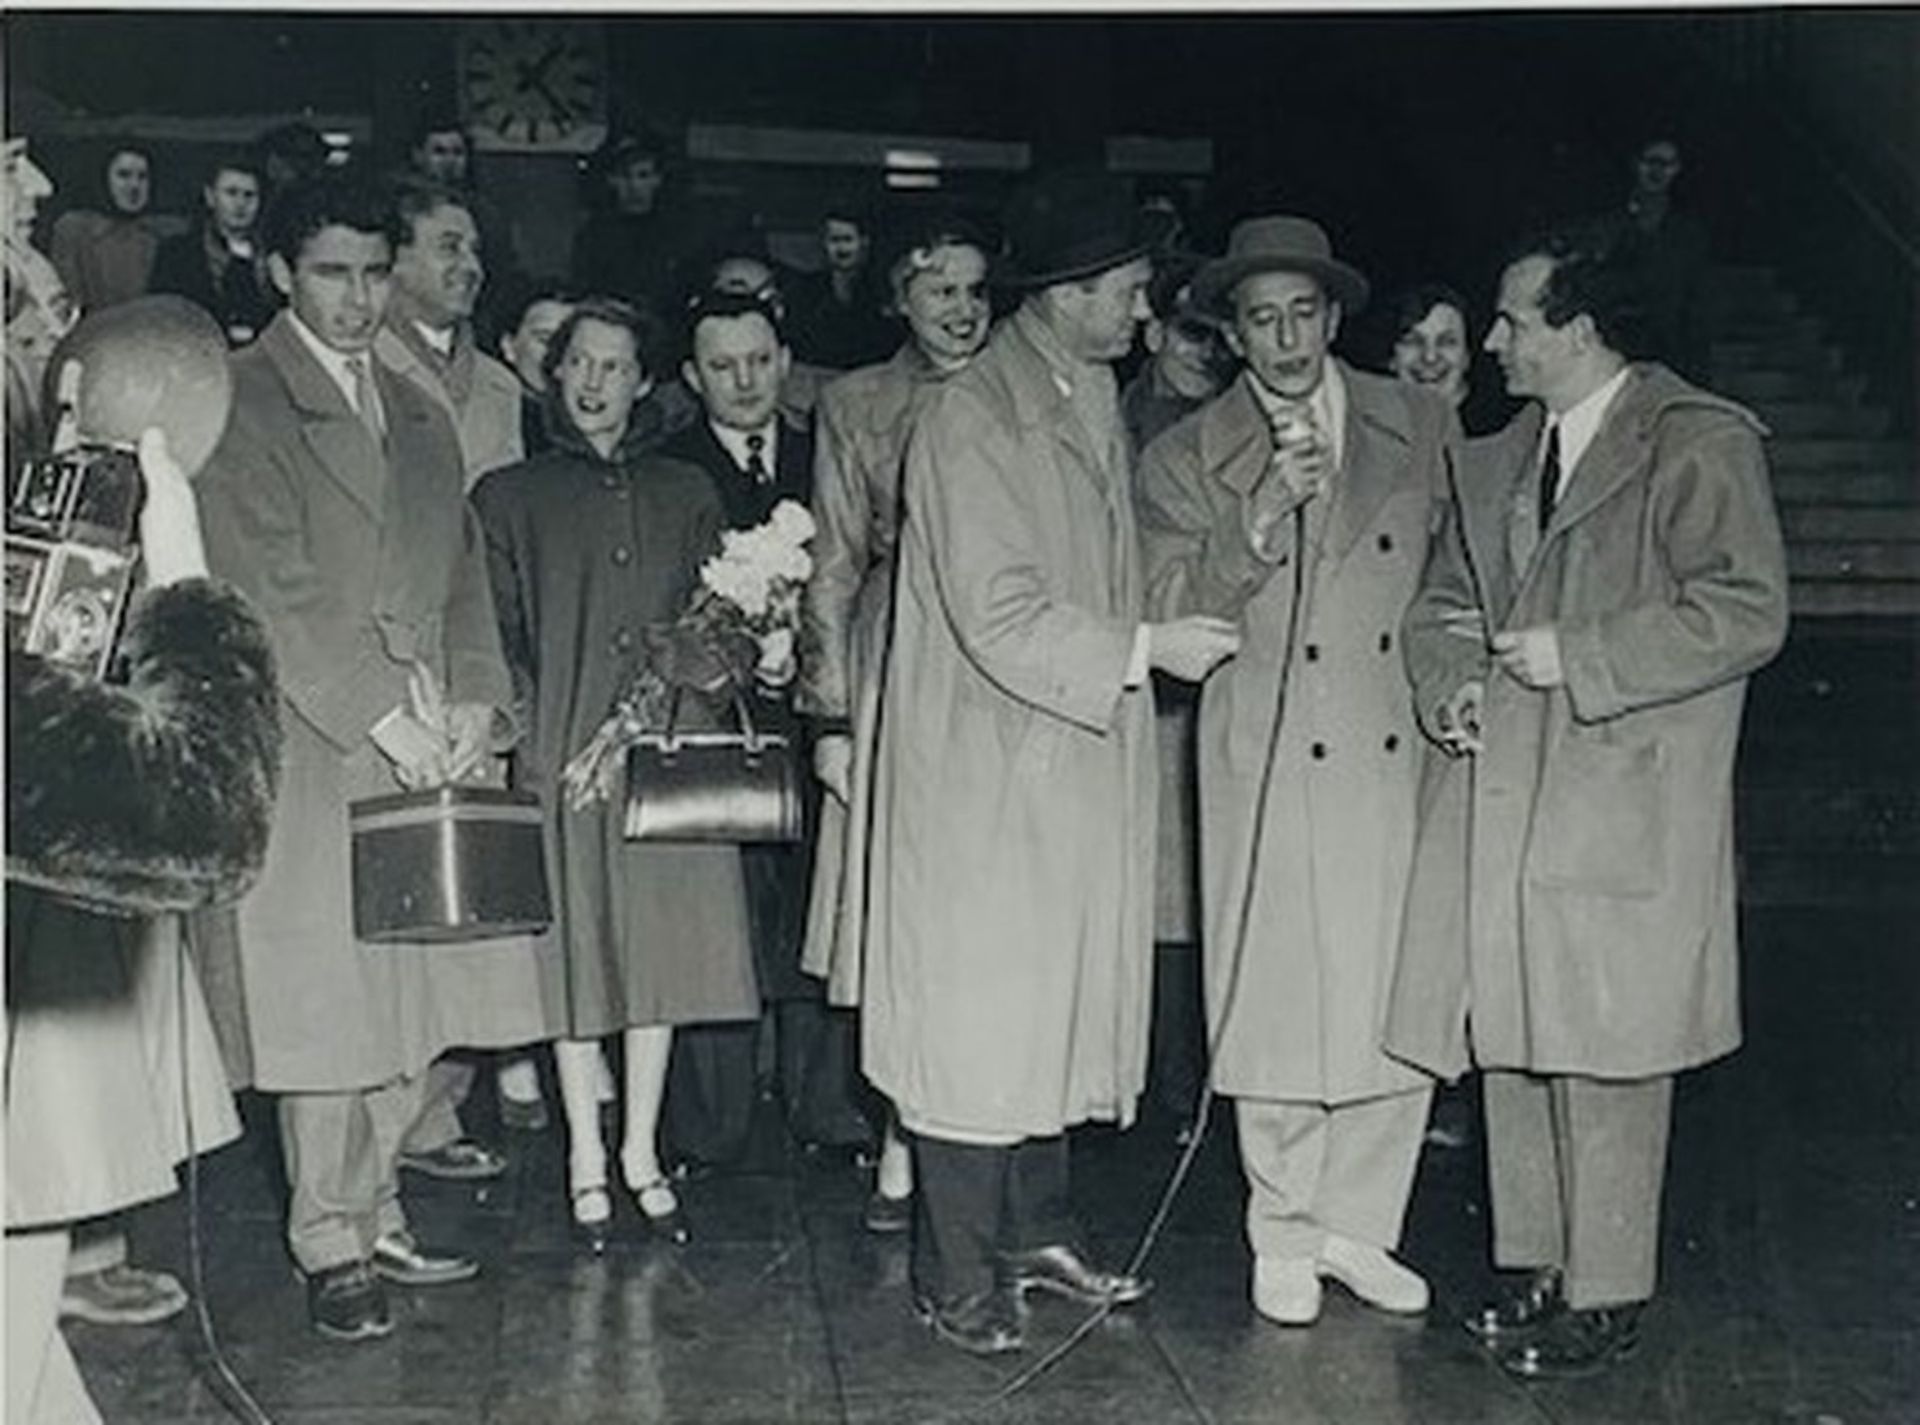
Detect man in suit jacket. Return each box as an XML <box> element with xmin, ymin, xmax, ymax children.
<box><xmin>194</xmin><ymin>174</ymin><xmax>547</xmax><ymax>1344</ymax></box>
<box><xmin>1387</xmin><ymin>225</ymin><xmax>1787</xmax><ymax>1379</ymax></box>
<box><xmin>374</xmin><ymin>177</ymin><xmax>523</xmax><ymax>490</ymax></box>
<box><xmin>1138</xmin><ymin>216</ymin><xmax>1458</xmax><ymax>1330</ymax></box>
<box><xmin>656</xmin><ymin>290</ymin><xmax>872</xmax><ymax>1168</ymax></box>
<box><xmin>376</xmin><ymin>174</ymin><xmax>540</xmax><ymax>1169</ymax></box>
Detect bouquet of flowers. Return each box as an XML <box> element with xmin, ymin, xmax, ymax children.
<box><xmin>561</xmin><ymin>499</ymin><xmax>816</xmax><ymax>811</ymax></box>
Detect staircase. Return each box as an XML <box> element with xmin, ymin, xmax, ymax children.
<box><xmin>1708</xmin><ymin>264</ymin><xmax>1920</xmax><ymax>908</ymax></box>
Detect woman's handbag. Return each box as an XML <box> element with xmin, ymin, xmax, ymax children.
<box><xmin>624</xmin><ymin>685</ymin><xmax>803</xmax><ymax>844</ymax></box>
<box><xmin>349</xmin><ymin>785</ymin><xmax>553</xmax><ymax>943</ymax></box>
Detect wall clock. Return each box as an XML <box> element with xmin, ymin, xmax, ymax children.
<box><xmin>458</xmin><ymin>21</ymin><xmax>608</xmax><ymax>154</ymax></box>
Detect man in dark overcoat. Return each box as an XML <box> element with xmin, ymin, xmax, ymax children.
<box><xmin>1385</xmin><ymin>224</ymin><xmax>1788</xmax><ymax>1379</ymax></box>
<box><xmin>655</xmin><ymin>290</ymin><xmax>873</xmax><ymax>1167</ymax></box>
<box><xmin>194</xmin><ymin>174</ymin><xmax>547</xmax><ymax>1343</ymax></box>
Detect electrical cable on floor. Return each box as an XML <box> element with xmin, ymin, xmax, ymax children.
<box><xmin>950</xmin><ymin>506</ymin><xmax>1314</xmax><ymax>1420</ymax></box>
<box><xmin>176</xmin><ymin>913</ymin><xmax>278</xmax><ymax>1425</ymax></box>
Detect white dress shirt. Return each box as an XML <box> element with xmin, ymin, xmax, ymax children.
<box><xmin>710</xmin><ymin>419</ymin><xmax>780</xmax><ymax>480</ymax></box>
<box><xmin>1541</xmin><ymin>365</ymin><xmax>1631</xmax><ymax>501</ymax></box>
<box><xmin>285</xmin><ymin>310</ymin><xmax>385</xmax><ymax>430</ymax></box>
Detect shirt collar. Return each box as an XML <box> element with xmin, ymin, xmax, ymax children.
<box><xmin>710</xmin><ymin>419</ymin><xmax>778</xmax><ymax>473</ymax></box>
<box><xmin>413</xmin><ymin>319</ymin><xmax>456</xmax><ymax>359</ymax></box>
<box><xmin>285</xmin><ymin>309</ymin><xmax>368</xmax><ymax>408</ymax></box>
<box><xmin>1548</xmin><ymin>364</ymin><xmax>1631</xmax><ymax>478</ymax></box>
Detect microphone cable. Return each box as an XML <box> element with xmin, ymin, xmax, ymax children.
<box><xmin>175</xmin><ymin>912</ymin><xmax>277</xmax><ymax>1425</ymax></box>
<box><xmin>956</xmin><ymin>498</ymin><xmax>1313</xmax><ymax>1419</ymax></box>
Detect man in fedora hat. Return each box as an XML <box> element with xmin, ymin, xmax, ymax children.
<box><xmin>1138</xmin><ymin>214</ymin><xmax>1458</xmax><ymax>1327</ymax></box>
<box><xmin>863</xmin><ymin>167</ymin><xmax>1240</xmax><ymax>1355</ymax></box>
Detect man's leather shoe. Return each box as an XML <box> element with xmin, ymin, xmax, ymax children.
<box><xmin>371</xmin><ymin>1231</ymin><xmax>480</xmax><ymax>1287</ymax></box>
<box><xmin>1466</xmin><ymin>1267</ymin><xmax>1565</xmax><ymax>1342</ymax></box>
<box><xmin>1252</xmin><ymin>1256</ymin><xmax>1322</xmax><ymax>1327</ymax></box>
<box><xmin>1316</xmin><ymin>1234</ymin><xmax>1430</xmax><ymax>1314</ymax></box>
<box><xmin>307</xmin><ymin>1261</ymin><xmax>393</xmax><ymax>1342</ymax></box>
<box><xmin>862</xmin><ymin>1189</ymin><xmax>913</xmax><ymax>1235</ymax></box>
<box><xmin>59</xmin><ymin>1264</ymin><xmax>189</xmax><ymax>1326</ymax></box>
<box><xmin>1001</xmin><ymin>1244</ymin><xmax>1151</xmax><ymax>1307</ymax></box>
<box><xmin>499</xmin><ymin>1095</ymin><xmax>549</xmax><ymax>1133</ymax></box>
<box><xmin>914</xmin><ymin>1290</ymin><xmax>1025</xmax><ymax>1356</ymax></box>
<box><xmin>398</xmin><ymin>1139</ymin><xmax>507</xmax><ymax>1181</ymax></box>
<box><xmin>1500</xmin><ymin>1303</ymin><xmax>1642</xmax><ymax>1380</ymax></box>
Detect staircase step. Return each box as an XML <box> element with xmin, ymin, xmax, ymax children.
<box><xmin>1741</xmin><ymin>851</ymin><xmax>1920</xmax><ymax>909</ymax></box>
<box><xmin>1791</xmin><ymin>581</ymin><xmax>1920</xmax><ymax>615</ymax></box>
<box><xmin>1738</xmin><ymin>784</ymin><xmax>1920</xmax><ymax>853</ymax></box>
<box><xmin>1768</xmin><ymin>437</ymin><xmax>1914</xmax><ymax>473</ymax></box>
<box><xmin>1705</xmin><ymin>263</ymin><xmax>1781</xmax><ymax>296</ymax></box>
<box><xmin>1758</xmin><ymin>401</ymin><xmax>1891</xmax><ymax>438</ymax></box>
<box><xmin>1712</xmin><ymin>340</ymin><xmax>1844</xmax><ymax>373</ymax></box>
<box><xmin>1716</xmin><ymin>314</ymin><xmax>1826</xmax><ymax>346</ymax></box>
<box><xmin>1782</xmin><ymin>507</ymin><xmax>1920</xmax><ymax>541</ymax></box>
<box><xmin>1719</xmin><ymin>368</ymin><xmax>1868</xmax><ymax>405</ymax></box>
<box><xmin>1773</xmin><ymin>471</ymin><xmax>1915</xmax><ymax>506</ymax></box>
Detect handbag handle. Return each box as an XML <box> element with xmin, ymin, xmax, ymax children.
<box><xmin>661</xmin><ymin>680</ymin><xmax>767</xmax><ymax>755</ymax></box>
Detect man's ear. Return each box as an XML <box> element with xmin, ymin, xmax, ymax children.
<box><xmin>1143</xmin><ymin>317</ymin><xmax>1168</xmax><ymax>356</ymax></box>
<box><xmin>1325</xmin><ymin>301</ymin><xmax>1343</xmax><ymax>346</ymax></box>
<box><xmin>680</xmin><ymin>356</ymin><xmax>699</xmax><ymax>392</ymax></box>
<box><xmin>267</xmin><ymin>252</ymin><xmax>294</xmax><ymax>301</ymax></box>
<box><xmin>1221</xmin><ymin>323</ymin><xmax>1247</xmax><ymax>362</ymax></box>
<box><xmin>775</xmin><ymin>344</ymin><xmax>793</xmax><ymax>383</ymax></box>
<box><xmin>1567</xmin><ymin>311</ymin><xmax>1598</xmax><ymax>353</ymax></box>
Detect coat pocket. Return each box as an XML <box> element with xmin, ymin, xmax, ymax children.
<box><xmin>1528</xmin><ymin>731</ymin><xmax>1667</xmax><ymax>898</ymax></box>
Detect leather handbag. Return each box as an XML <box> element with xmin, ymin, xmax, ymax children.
<box><xmin>624</xmin><ymin>686</ymin><xmax>803</xmax><ymax>844</ymax></box>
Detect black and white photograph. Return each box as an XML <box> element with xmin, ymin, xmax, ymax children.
<box><xmin>3</xmin><ymin>5</ymin><xmax>1916</xmax><ymax>1422</ymax></box>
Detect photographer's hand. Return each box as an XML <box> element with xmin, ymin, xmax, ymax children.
<box><xmin>136</xmin><ymin>427</ymin><xmax>208</xmax><ymax>587</ymax></box>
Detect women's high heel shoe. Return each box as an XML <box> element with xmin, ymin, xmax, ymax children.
<box><xmin>570</xmin><ymin>1185</ymin><xmax>612</xmax><ymax>1253</ymax></box>
<box><xmin>628</xmin><ymin>1176</ymin><xmax>691</xmax><ymax>1245</ymax></box>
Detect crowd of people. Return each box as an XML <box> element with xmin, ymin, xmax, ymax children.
<box><xmin>5</xmin><ymin>107</ymin><xmax>1787</xmax><ymax>1423</ymax></box>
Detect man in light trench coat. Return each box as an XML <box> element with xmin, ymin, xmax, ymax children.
<box><xmin>863</xmin><ymin>169</ymin><xmax>1240</xmax><ymax>1356</ymax></box>
<box><xmin>195</xmin><ymin>174</ymin><xmax>548</xmax><ymax>1343</ymax></box>
<box><xmin>1138</xmin><ymin>216</ymin><xmax>1459</xmax><ymax>1327</ymax></box>
<box><xmin>1384</xmin><ymin>224</ymin><xmax>1788</xmax><ymax>1379</ymax></box>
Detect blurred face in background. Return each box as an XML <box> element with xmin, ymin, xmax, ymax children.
<box><xmin>895</xmin><ymin>242</ymin><xmax>990</xmax><ymax>370</ymax></box>
<box><xmin>1148</xmin><ymin>304</ymin><xmax>1225</xmax><ymax>400</ymax></box>
<box><xmin>392</xmin><ymin>201</ymin><xmax>483</xmax><ymax>327</ymax></box>
<box><xmin>558</xmin><ymin>316</ymin><xmax>649</xmax><ymax>450</ymax></box>
<box><xmin>414</xmin><ymin>130</ymin><xmax>470</xmax><ymax>186</ymax></box>
<box><xmin>5</xmin><ymin>140</ymin><xmax>54</xmax><ymax>244</ymax></box>
<box><xmin>821</xmin><ymin>217</ymin><xmax>868</xmax><ymax>274</ymax></box>
<box><xmin>205</xmin><ymin>168</ymin><xmax>262</xmax><ymax>238</ymax></box>
<box><xmin>1634</xmin><ymin>139</ymin><xmax>1682</xmax><ymax>198</ymax></box>
<box><xmin>1391</xmin><ymin>300</ymin><xmax>1470</xmax><ymax>409</ymax></box>
<box><xmin>684</xmin><ymin>310</ymin><xmax>789</xmax><ymax>432</ymax></box>
<box><xmin>502</xmin><ymin>297</ymin><xmax>575</xmax><ymax>393</ymax></box>
<box><xmin>608</xmin><ymin>154</ymin><xmax>663</xmax><ymax>215</ymax></box>
<box><xmin>1228</xmin><ymin>269</ymin><xmax>1340</xmax><ymax>401</ymax></box>
<box><xmin>270</xmin><ymin>224</ymin><xmax>393</xmax><ymax>354</ymax></box>
<box><xmin>106</xmin><ymin>150</ymin><xmax>151</xmax><ymax>216</ymax></box>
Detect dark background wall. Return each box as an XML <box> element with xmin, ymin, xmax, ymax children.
<box><xmin>9</xmin><ymin>9</ymin><xmax>1914</xmax><ymax>388</ymax></box>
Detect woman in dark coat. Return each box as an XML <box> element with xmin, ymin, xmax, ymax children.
<box><xmin>471</xmin><ymin>298</ymin><xmax>758</xmax><ymax>1247</ymax></box>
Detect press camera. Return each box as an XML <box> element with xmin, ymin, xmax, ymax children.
<box><xmin>5</xmin><ymin>443</ymin><xmax>142</xmax><ymax>679</ymax></box>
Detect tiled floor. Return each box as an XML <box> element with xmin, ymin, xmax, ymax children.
<box><xmin>73</xmin><ymin>907</ymin><xmax>1918</xmax><ymax>1424</ymax></box>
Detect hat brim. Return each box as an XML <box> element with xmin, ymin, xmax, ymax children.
<box><xmin>1191</xmin><ymin>254</ymin><xmax>1370</xmax><ymax>317</ymax></box>
<box><xmin>997</xmin><ymin>209</ymin><xmax>1179</xmax><ymax>291</ymax></box>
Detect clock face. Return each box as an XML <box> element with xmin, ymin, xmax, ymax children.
<box><xmin>459</xmin><ymin>22</ymin><xmax>607</xmax><ymax>154</ymax></box>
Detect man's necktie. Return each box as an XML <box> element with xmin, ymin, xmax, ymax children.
<box><xmin>744</xmin><ymin>432</ymin><xmax>771</xmax><ymax>486</ymax></box>
<box><xmin>346</xmin><ymin>355</ymin><xmax>384</xmax><ymax>443</ymax></box>
<box><xmin>1537</xmin><ymin>422</ymin><xmax>1562</xmax><ymax>535</ymax></box>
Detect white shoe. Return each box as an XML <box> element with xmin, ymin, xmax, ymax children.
<box><xmin>1316</xmin><ymin>1234</ymin><xmax>1430</xmax><ymax>1314</ymax></box>
<box><xmin>1251</xmin><ymin>1256</ymin><xmax>1322</xmax><ymax>1326</ymax></box>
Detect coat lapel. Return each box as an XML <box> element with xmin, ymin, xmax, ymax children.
<box><xmin>261</xmin><ymin>315</ymin><xmax>388</xmax><ymax>522</ymax></box>
<box><xmin>1195</xmin><ymin>379</ymin><xmax>1270</xmax><ymax>497</ymax></box>
<box><xmin>1327</xmin><ymin>366</ymin><xmax>1413</xmax><ymax>568</ymax></box>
